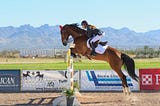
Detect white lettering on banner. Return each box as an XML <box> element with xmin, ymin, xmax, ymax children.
<box><xmin>155</xmin><ymin>74</ymin><xmax>160</xmax><ymax>85</ymax></box>
<box><xmin>142</xmin><ymin>74</ymin><xmax>152</xmax><ymax>85</ymax></box>
<box><xmin>0</xmin><ymin>77</ymin><xmax>15</xmax><ymax>85</ymax></box>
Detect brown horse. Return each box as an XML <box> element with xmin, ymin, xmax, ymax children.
<box><xmin>59</xmin><ymin>24</ymin><xmax>138</xmax><ymax>94</ymax></box>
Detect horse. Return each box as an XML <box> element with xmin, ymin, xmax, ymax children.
<box><xmin>59</xmin><ymin>24</ymin><xmax>139</xmax><ymax>94</ymax></box>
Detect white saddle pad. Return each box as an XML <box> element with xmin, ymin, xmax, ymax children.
<box><xmin>87</xmin><ymin>39</ymin><xmax>108</xmax><ymax>54</ymax></box>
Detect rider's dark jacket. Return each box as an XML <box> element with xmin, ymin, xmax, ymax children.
<box><xmin>86</xmin><ymin>25</ymin><xmax>103</xmax><ymax>38</ymax></box>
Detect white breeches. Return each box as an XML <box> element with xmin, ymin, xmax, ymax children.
<box><xmin>90</xmin><ymin>32</ymin><xmax>105</xmax><ymax>43</ymax></box>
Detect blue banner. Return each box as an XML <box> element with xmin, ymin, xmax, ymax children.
<box><xmin>0</xmin><ymin>70</ymin><xmax>20</xmax><ymax>92</ymax></box>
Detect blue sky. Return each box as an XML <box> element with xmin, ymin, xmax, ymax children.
<box><xmin>0</xmin><ymin>0</ymin><xmax>160</xmax><ymax>32</ymax></box>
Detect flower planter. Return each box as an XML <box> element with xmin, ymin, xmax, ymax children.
<box><xmin>66</xmin><ymin>96</ymin><xmax>75</xmax><ymax>106</ymax></box>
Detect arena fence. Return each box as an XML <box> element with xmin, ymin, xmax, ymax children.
<box><xmin>0</xmin><ymin>69</ymin><xmax>160</xmax><ymax>92</ymax></box>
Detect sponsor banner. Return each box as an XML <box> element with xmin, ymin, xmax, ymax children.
<box><xmin>0</xmin><ymin>70</ymin><xmax>20</xmax><ymax>92</ymax></box>
<box><xmin>140</xmin><ymin>69</ymin><xmax>160</xmax><ymax>90</ymax></box>
<box><xmin>21</xmin><ymin>70</ymin><xmax>79</xmax><ymax>91</ymax></box>
<box><xmin>80</xmin><ymin>70</ymin><xmax>139</xmax><ymax>91</ymax></box>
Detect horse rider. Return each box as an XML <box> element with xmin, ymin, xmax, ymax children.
<box><xmin>81</xmin><ymin>20</ymin><xmax>105</xmax><ymax>56</ymax></box>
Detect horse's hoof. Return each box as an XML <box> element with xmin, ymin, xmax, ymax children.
<box><xmin>124</xmin><ymin>92</ymin><xmax>131</xmax><ymax>96</ymax></box>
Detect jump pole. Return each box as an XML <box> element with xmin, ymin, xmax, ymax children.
<box><xmin>67</xmin><ymin>45</ymin><xmax>74</xmax><ymax>90</ymax></box>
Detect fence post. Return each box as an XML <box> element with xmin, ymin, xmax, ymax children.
<box><xmin>67</xmin><ymin>47</ymin><xmax>74</xmax><ymax>90</ymax></box>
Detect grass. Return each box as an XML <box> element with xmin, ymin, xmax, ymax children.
<box><xmin>0</xmin><ymin>58</ymin><xmax>160</xmax><ymax>70</ymax></box>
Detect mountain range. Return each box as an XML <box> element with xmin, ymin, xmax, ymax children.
<box><xmin>0</xmin><ymin>24</ymin><xmax>160</xmax><ymax>50</ymax></box>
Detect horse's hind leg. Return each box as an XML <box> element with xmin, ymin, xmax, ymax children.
<box><xmin>116</xmin><ymin>70</ymin><xmax>130</xmax><ymax>95</ymax></box>
<box><xmin>108</xmin><ymin>59</ymin><xmax>130</xmax><ymax>94</ymax></box>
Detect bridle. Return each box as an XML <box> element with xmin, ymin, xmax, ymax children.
<box><xmin>60</xmin><ymin>24</ymin><xmax>87</xmax><ymax>45</ymax></box>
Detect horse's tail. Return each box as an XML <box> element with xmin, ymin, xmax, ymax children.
<box><xmin>121</xmin><ymin>53</ymin><xmax>139</xmax><ymax>82</ymax></box>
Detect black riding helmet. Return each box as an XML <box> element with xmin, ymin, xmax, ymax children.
<box><xmin>81</xmin><ymin>20</ymin><xmax>88</xmax><ymax>26</ymax></box>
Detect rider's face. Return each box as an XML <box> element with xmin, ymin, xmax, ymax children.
<box><xmin>82</xmin><ymin>24</ymin><xmax>87</xmax><ymax>29</ymax></box>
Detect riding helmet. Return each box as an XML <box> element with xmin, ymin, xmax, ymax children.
<box><xmin>81</xmin><ymin>20</ymin><xmax>88</xmax><ymax>26</ymax></box>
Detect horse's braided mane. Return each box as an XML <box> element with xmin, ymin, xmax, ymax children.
<box><xmin>67</xmin><ymin>23</ymin><xmax>79</xmax><ymax>27</ymax></box>
<box><xmin>65</xmin><ymin>23</ymin><xmax>87</xmax><ymax>34</ymax></box>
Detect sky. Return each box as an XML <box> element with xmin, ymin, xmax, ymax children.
<box><xmin>0</xmin><ymin>0</ymin><xmax>160</xmax><ymax>32</ymax></box>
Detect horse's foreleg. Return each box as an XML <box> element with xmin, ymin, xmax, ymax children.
<box><xmin>86</xmin><ymin>55</ymin><xmax>92</xmax><ymax>60</ymax></box>
<box><xmin>70</xmin><ymin>48</ymin><xmax>78</xmax><ymax>57</ymax></box>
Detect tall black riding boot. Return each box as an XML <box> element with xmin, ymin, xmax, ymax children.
<box><xmin>91</xmin><ymin>48</ymin><xmax>97</xmax><ymax>56</ymax></box>
<box><xmin>90</xmin><ymin>42</ymin><xmax>97</xmax><ymax>56</ymax></box>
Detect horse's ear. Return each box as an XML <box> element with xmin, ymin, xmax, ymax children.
<box><xmin>59</xmin><ymin>25</ymin><xmax>63</xmax><ymax>30</ymax></box>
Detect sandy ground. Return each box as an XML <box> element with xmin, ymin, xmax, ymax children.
<box><xmin>0</xmin><ymin>92</ymin><xmax>160</xmax><ymax>106</ymax></box>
